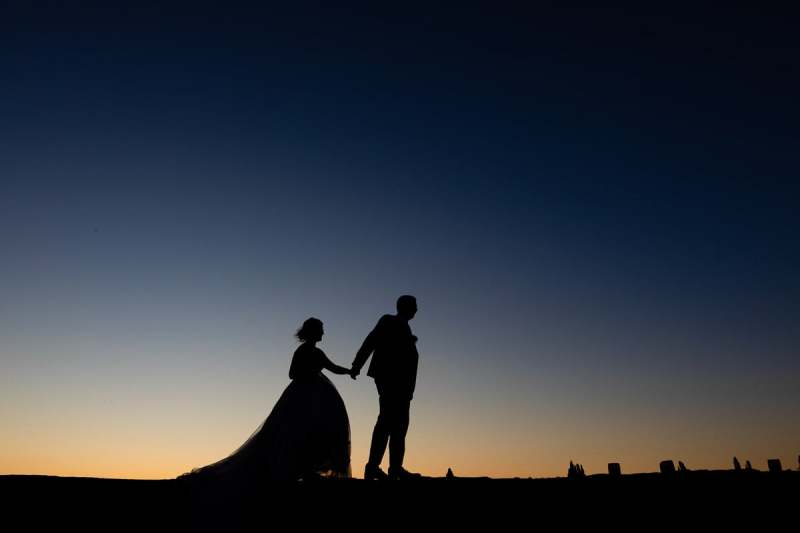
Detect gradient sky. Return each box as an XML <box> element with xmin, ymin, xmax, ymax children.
<box><xmin>1</xmin><ymin>3</ymin><xmax>798</xmax><ymax>479</ymax></box>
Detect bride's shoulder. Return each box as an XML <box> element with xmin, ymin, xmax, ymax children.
<box><xmin>290</xmin><ymin>343</ymin><xmax>310</xmax><ymax>365</ymax></box>
<box><xmin>293</xmin><ymin>342</ymin><xmax>313</xmax><ymax>354</ymax></box>
<box><xmin>310</xmin><ymin>345</ymin><xmax>328</xmax><ymax>359</ymax></box>
<box><xmin>293</xmin><ymin>342</ymin><xmax>324</xmax><ymax>359</ymax></box>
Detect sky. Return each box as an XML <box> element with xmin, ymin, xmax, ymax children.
<box><xmin>1</xmin><ymin>3</ymin><xmax>798</xmax><ymax>479</ymax></box>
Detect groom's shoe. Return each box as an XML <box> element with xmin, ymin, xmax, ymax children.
<box><xmin>388</xmin><ymin>466</ymin><xmax>423</xmax><ymax>480</ymax></box>
<box><xmin>364</xmin><ymin>464</ymin><xmax>389</xmax><ymax>480</ymax></box>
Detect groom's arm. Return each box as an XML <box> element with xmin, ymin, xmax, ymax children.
<box><xmin>351</xmin><ymin>330</ymin><xmax>376</xmax><ymax>373</ymax></box>
<box><xmin>351</xmin><ymin>315</ymin><xmax>387</xmax><ymax>373</ymax></box>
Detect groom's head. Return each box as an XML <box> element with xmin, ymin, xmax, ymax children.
<box><xmin>396</xmin><ymin>295</ymin><xmax>417</xmax><ymax>321</ymax></box>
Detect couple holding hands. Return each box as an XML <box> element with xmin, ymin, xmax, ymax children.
<box><xmin>184</xmin><ymin>295</ymin><xmax>422</xmax><ymax>482</ymax></box>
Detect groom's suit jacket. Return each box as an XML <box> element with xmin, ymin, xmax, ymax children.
<box><xmin>352</xmin><ymin>314</ymin><xmax>419</xmax><ymax>398</ymax></box>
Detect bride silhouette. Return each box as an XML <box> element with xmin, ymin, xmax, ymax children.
<box><xmin>181</xmin><ymin>318</ymin><xmax>352</xmax><ymax>483</ymax></box>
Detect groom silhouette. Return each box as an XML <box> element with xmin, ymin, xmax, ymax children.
<box><xmin>350</xmin><ymin>295</ymin><xmax>422</xmax><ymax>480</ymax></box>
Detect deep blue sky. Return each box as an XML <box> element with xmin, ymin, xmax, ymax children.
<box><xmin>1</xmin><ymin>3</ymin><xmax>798</xmax><ymax>478</ymax></box>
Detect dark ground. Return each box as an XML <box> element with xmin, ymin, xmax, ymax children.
<box><xmin>2</xmin><ymin>470</ymin><xmax>796</xmax><ymax>529</ymax></box>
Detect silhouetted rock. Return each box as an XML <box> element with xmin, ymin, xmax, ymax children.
<box><xmin>733</xmin><ymin>457</ymin><xmax>741</xmax><ymax>471</ymax></box>
<box><xmin>745</xmin><ymin>460</ymin><xmax>753</xmax><ymax>471</ymax></box>
<box><xmin>446</xmin><ymin>468</ymin><xmax>455</xmax><ymax>479</ymax></box>
<box><xmin>608</xmin><ymin>463</ymin><xmax>621</xmax><ymax>477</ymax></box>
<box><xmin>678</xmin><ymin>461</ymin><xmax>688</xmax><ymax>472</ymax></box>
<box><xmin>660</xmin><ymin>460</ymin><xmax>676</xmax><ymax>474</ymax></box>
<box><xmin>568</xmin><ymin>461</ymin><xmax>586</xmax><ymax>479</ymax></box>
<box><xmin>767</xmin><ymin>459</ymin><xmax>782</xmax><ymax>473</ymax></box>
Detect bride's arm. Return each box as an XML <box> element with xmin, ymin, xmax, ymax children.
<box><xmin>321</xmin><ymin>352</ymin><xmax>351</xmax><ymax>375</ymax></box>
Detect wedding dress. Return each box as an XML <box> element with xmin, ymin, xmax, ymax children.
<box><xmin>180</xmin><ymin>344</ymin><xmax>351</xmax><ymax>483</ymax></box>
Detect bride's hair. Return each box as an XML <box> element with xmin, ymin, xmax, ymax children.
<box><xmin>295</xmin><ymin>317</ymin><xmax>323</xmax><ymax>342</ymax></box>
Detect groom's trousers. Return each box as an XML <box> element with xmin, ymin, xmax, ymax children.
<box><xmin>367</xmin><ymin>380</ymin><xmax>412</xmax><ymax>470</ymax></box>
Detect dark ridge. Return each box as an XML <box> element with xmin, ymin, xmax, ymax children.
<box><xmin>3</xmin><ymin>470</ymin><xmax>796</xmax><ymax>528</ymax></box>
